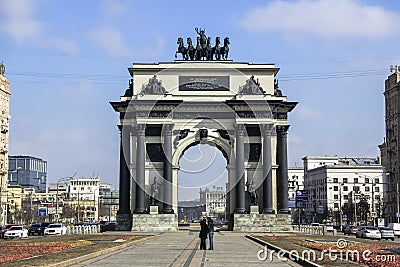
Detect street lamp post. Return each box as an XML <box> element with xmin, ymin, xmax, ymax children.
<box><xmin>56</xmin><ymin>177</ymin><xmax>71</xmax><ymax>222</ymax></box>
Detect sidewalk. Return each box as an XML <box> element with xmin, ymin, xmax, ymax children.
<box><xmin>71</xmin><ymin>231</ymin><xmax>298</xmax><ymax>267</ymax></box>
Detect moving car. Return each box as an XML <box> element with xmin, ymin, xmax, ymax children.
<box><xmin>356</xmin><ymin>226</ymin><xmax>381</xmax><ymax>240</ymax></box>
<box><xmin>344</xmin><ymin>225</ymin><xmax>358</xmax><ymax>235</ymax></box>
<box><xmin>324</xmin><ymin>224</ymin><xmax>334</xmax><ymax>232</ymax></box>
<box><xmin>39</xmin><ymin>222</ymin><xmax>53</xmax><ymax>235</ymax></box>
<box><xmin>44</xmin><ymin>223</ymin><xmax>67</xmax><ymax>235</ymax></box>
<box><xmin>387</xmin><ymin>223</ymin><xmax>400</xmax><ymax>237</ymax></box>
<box><xmin>4</xmin><ymin>225</ymin><xmax>28</xmax><ymax>239</ymax></box>
<box><xmin>28</xmin><ymin>223</ymin><xmax>42</xmax><ymax>236</ymax></box>
<box><xmin>379</xmin><ymin>227</ymin><xmax>395</xmax><ymax>241</ymax></box>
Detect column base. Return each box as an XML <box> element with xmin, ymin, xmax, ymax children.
<box><xmin>278</xmin><ymin>209</ymin><xmax>291</xmax><ymax>214</ymax></box>
<box><xmin>134</xmin><ymin>208</ymin><xmax>146</xmax><ymax>214</ymax></box>
<box><xmin>263</xmin><ymin>208</ymin><xmax>275</xmax><ymax>214</ymax></box>
<box><xmin>234</xmin><ymin>208</ymin><xmax>246</xmax><ymax>214</ymax></box>
<box><xmin>116</xmin><ymin>212</ymin><xmax>132</xmax><ymax>231</ymax></box>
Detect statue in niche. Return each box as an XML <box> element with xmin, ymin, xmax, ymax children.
<box><xmin>274</xmin><ymin>79</ymin><xmax>282</xmax><ymax>96</ymax></box>
<box><xmin>246</xmin><ymin>180</ymin><xmax>258</xmax><ymax>206</ymax></box>
<box><xmin>199</xmin><ymin>129</ymin><xmax>208</xmax><ymax>140</ymax></box>
<box><xmin>238</xmin><ymin>75</ymin><xmax>264</xmax><ymax>95</ymax></box>
<box><xmin>150</xmin><ymin>177</ymin><xmax>161</xmax><ymax>205</ymax></box>
<box><xmin>141</xmin><ymin>75</ymin><xmax>167</xmax><ymax>95</ymax></box>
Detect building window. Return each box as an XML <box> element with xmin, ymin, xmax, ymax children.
<box><xmin>334</xmin><ymin>195</ymin><xmax>339</xmax><ymax>200</ymax></box>
<box><xmin>375</xmin><ymin>187</ymin><xmax>380</xmax><ymax>192</ymax></box>
<box><xmin>334</xmin><ymin>186</ymin><xmax>338</xmax><ymax>191</ymax></box>
<box><xmin>354</xmin><ymin>178</ymin><xmax>359</xmax><ymax>184</ymax></box>
<box><xmin>334</xmin><ymin>203</ymin><xmax>339</xmax><ymax>208</ymax></box>
<box><xmin>343</xmin><ymin>186</ymin><xmax>348</xmax><ymax>191</ymax></box>
<box><xmin>343</xmin><ymin>178</ymin><xmax>348</xmax><ymax>183</ymax></box>
<box><xmin>375</xmin><ymin>178</ymin><xmax>380</xmax><ymax>184</ymax></box>
<box><xmin>353</xmin><ymin>186</ymin><xmax>360</xmax><ymax>192</ymax></box>
<box><xmin>365</xmin><ymin>178</ymin><xmax>369</xmax><ymax>184</ymax></box>
<box><xmin>365</xmin><ymin>186</ymin><xmax>370</xmax><ymax>192</ymax></box>
<box><xmin>343</xmin><ymin>195</ymin><xmax>349</xmax><ymax>200</ymax></box>
<box><xmin>333</xmin><ymin>178</ymin><xmax>338</xmax><ymax>183</ymax></box>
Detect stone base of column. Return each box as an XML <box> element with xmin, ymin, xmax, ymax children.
<box><xmin>278</xmin><ymin>209</ymin><xmax>291</xmax><ymax>214</ymax></box>
<box><xmin>116</xmin><ymin>212</ymin><xmax>132</xmax><ymax>231</ymax></box>
<box><xmin>132</xmin><ymin>213</ymin><xmax>178</xmax><ymax>232</ymax></box>
<box><xmin>262</xmin><ymin>208</ymin><xmax>275</xmax><ymax>214</ymax></box>
<box><xmin>233</xmin><ymin>213</ymin><xmax>291</xmax><ymax>232</ymax></box>
<box><xmin>234</xmin><ymin>208</ymin><xmax>246</xmax><ymax>214</ymax></box>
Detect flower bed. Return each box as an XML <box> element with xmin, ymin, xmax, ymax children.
<box><xmin>298</xmin><ymin>240</ymin><xmax>400</xmax><ymax>267</ymax></box>
<box><xmin>0</xmin><ymin>240</ymin><xmax>93</xmax><ymax>263</ymax></box>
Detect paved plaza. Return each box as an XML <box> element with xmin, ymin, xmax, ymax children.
<box><xmin>71</xmin><ymin>231</ymin><xmax>299</xmax><ymax>267</ymax></box>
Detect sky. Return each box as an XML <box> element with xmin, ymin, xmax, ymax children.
<box><xmin>1</xmin><ymin>0</ymin><xmax>400</xmax><ymax>201</ymax></box>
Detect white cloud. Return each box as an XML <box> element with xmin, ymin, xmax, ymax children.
<box><xmin>0</xmin><ymin>0</ymin><xmax>43</xmax><ymax>43</ymax></box>
<box><xmin>89</xmin><ymin>27</ymin><xmax>132</xmax><ymax>58</ymax></box>
<box><xmin>0</xmin><ymin>0</ymin><xmax>79</xmax><ymax>54</ymax></box>
<box><xmin>241</xmin><ymin>0</ymin><xmax>399</xmax><ymax>38</ymax></box>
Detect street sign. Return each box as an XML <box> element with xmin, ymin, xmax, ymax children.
<box><xmin>53</xmin><ymin>214</ymin><xmax>59</xmax><ymax>220</ymax></box>
<box><xmin>296</xmin><ymin>190</ymin><xmax>308</xmax><ymax>208</ymax></box>
<box><xmin>38</xmin><ymin>207</ymin><xmax>47</xmax><ymax>217</ymax></box>
<box><xmin>371</xmin><ymin>212</ymin><xmax>377</xmax><ymax>218</ymax></box>
<box><xmin>342</xmin><ymin>214</ymin><xmax>347</xmax><ymax>220</ymax></box>
<box><xmin>378</xmin><ymin>218</ymin><xmax>385</xmax><ymax>227</ymax></box>
<box><xmin>396</xmin><ymin>212</ymin><xmax>400</xmax><ymax>218</ymax></box>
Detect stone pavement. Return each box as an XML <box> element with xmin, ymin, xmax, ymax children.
<box><xmin>71</xmin><ymin>231</ymin><xmax>300</xmax><ymax>267</ymax></box>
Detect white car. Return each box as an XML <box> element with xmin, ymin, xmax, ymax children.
<box><xmin>325</xmin><ymin>224</ymin><xmax>334</xmax><ymax>232</ymax></box>
<box><xmin>358</xmin><ymin>226</ymin><xmax>382</xmax><ymax>240</ymax></box>
<box><xmin>4</xmin><ymin>226</ymin><xmax>28</xmax><ymax>239</ymax></box>
<box><xmin>44</xmin><ymin>223</ymin><xmax>67</xmax><ymax>235</ymax></box>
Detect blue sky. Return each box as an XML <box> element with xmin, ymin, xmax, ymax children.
<box><xmin>1</xmin><ymin>0</ymin><xmax>400</xmax><ymax>200</ymax></box>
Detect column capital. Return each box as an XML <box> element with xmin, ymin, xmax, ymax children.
<box><xmin>133</xmin><ymin>124</ymin><xmax>146</xmax><ymax>136</ymax></box>
<box><xmin>162</xmin><ymin>124</ymin><xmax>174</xmax><ymax>135</ymax></box>
<box><xmin>276</xmin><ymin>125</ymin><xmax>290</xmax><ymax>136</ymax></box>
<box><xmin>118</xmin><ymin>124</ymin><xmax>132</xmax><ymax>132</ymax></box>
<box><xmin>260</xmin><ymin>124</ymin><xmax>275</xmax><ymax>136</ymax></box>
<box><xmin>235</xmin><ymin>124</ymin><xmax>246</xmax><ymax>135</ymax></box>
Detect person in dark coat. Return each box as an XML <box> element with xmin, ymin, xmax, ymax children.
<box><xmin>199</xmin><ymin>217</ymin><xmax>209</xmax><ymax>250</ymax></box>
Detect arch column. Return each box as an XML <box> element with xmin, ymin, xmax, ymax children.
<box><xmin>277</xmin><ymin>125</ymin><xmax>290</xmax><ymax>214</ymax></box>
<box><xmin>234</xmin><ymin>124</ymin><xmax>246</xmax><ymax>213</ymax></box>
<box><xmin>117</xmin><ymin>125</ymin><xmax>131</xmax><ymax>215</ymax></box>
<box><xmin>134</xmin><ymin>124</ymin><xmax>146</xmax><ymax>213</ymax></box>
<box><xmin>162</xmin><ymin>124</ymin><xmax>174</xmax><ymax>213</ymax></box>
<box><xmin>261</xmin><ymin>124</ymin><xmax>275</xmax><ymax>214</ymax></box>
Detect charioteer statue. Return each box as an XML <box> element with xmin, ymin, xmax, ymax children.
<box><xmin>175</xmin><ymin>28</ymin><xmax>230</xmax><ymax>61</ymax></box>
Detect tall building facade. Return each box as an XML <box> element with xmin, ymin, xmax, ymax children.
<box><xmin>0</xmin><ymin>63</ymin><xmax>10</xmax><ymax>226</ymax></box>
<box><xmin>380</xmin><ymin>67</ymin><xmax>400</xmax><ymax>223</ymax></box>
<box><xmin>8</xmin><ymin>156</ymin><xmax>47</xmax><ymax>192</ymax></box>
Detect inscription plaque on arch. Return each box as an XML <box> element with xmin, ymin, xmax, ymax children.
<box><xmin>179</xmin><ymin>76</ymin><xmax>229</xmax><ymax>91</ymax></box>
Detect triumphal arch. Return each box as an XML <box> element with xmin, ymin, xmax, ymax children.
<box><xmin>111</xmin><ymin>30</ymin><xmax>297</xmax><ymax>232</ymax></box>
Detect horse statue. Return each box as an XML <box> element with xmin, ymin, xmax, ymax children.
<box><xmin>220</xmin><ymin>37</ymin><xmax>230</xmax><ymax>60</ymax></box>
<box><xmin>175</xmin><ymin>37</ymin><xmax>188</xmax><ymax>60</ymax></box>
<box><xmin>206</xmin><ymin>37</ymin><xmax>213</xmax><ymax>60</ymax></box>
<box><xmin>187</xmin><ymin>37</ymin><xmax>196</xmax><ymax>60</ymax></box>
<box><xmin>213</xmin><ymin>37</ymin><xmax>221</xmax><ymax>60</ymax></box>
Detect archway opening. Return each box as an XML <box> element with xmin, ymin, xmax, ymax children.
<box><xmin>178</xmin><ymin>143</ymin><xmax>228</xmax><ymax>224</ymax></box>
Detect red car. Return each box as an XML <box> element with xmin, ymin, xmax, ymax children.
<box><xmin>1</xmin><ymin>224</ymin><xmax>22</xmax><ymax>238</ymax></box>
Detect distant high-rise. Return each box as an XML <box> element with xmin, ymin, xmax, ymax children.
<box><xmin>380</xmin><ymin>67</ymin><xmax>400</xmax><ymax>223</ymax></box>
<box><xmin>8</xmin><ymin>155</ymin><xmax>47</xmax><ymax>193</ymax></box>
<box><xmin>0</xmin><ymin>62</ymin><xmax>10</xmax><ymax>226</ymax></box>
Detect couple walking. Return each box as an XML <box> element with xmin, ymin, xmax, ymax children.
<box><xmin>199</xmin><ymin>217</ymin><xmax>215</xmax><ymax>250</ymax></box>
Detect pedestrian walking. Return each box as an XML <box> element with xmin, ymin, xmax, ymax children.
<box><xmin>199</xmin><ymin>217</ymin><xmax>209</xmax><ymax>250</ymax></box>
<box><xmin>207</xmin><ymin>217</ymin><xmax>214</xmax><ymax>250</ymax></box>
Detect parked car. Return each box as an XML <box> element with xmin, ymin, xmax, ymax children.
<box><xmin>379</xmin><ymin>226</ymin><xmax>395</xmax><ymax>241</ymax></box>
<box><xmin>4</xmin><ymin>225</ymin><xmax>28</xmax><ymax>239</ymax></box>
<box><xmin>101</xmin><ymin>221</ymin><xmax>117</xmax><ymax>232</ymax></box>
<box><xmin>324</xmin><ymin>224</ymin><xmax>334</xmax><ymax>232</ymax></box>
<box><xmin>356</xmin><ymin>226</ymin><xmax>381</xmax><ymax>240</ymax></box>
<box><xmin>28</xmin><ymin>224</ymin><xmax>42</xmax><ymax>236</ymax></box>
<box><xmin>310</xmin><ymin>223</ymin><xmax>320</xmax><ymax>227</ymax></box>
<box><xmin>1</xmin><ymin>224</ymin><xmax>21</xmax><ymax>238</ymax></box>
<box><xmin>44</xmin><ymin>223</ymin><xmax>67</xmax><ymax>235</ymax></box>
<box><xmin>39</xmin><ymin>222</ymin><xmax>53</xmax><ymax>235</ymax></box>
<box><xmin>387</xmin><ymin>223</ymin><xmax>400</xmax><ymax>237</ymax></box>
<box><xmin>344</xmin><ymin>225</ymin><xmax>358</xmax><ymax>235</ymax></box>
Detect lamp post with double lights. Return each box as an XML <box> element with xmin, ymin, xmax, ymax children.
<box><xmin>357</xmin><ymin>173</ymin><xmax>384</xmax><ymax>226</ymax></box>
<box><xmin>56</xmin><ymin>177</ymin><xmax>72</xmax><ymax>222</ymax></box>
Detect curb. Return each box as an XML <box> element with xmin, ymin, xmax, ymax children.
<box><xmin>245</xmin><ymin>235</ymin><xmax>323</xmax><ymax>267</ymax></box>
<box><xmin>48</xmin><ymin>234</ymin><xmax>160</xmax><ymax>267</ymax></box>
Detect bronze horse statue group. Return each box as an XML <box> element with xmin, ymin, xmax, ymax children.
<box><xmin>175</xmin><ymin>35</ymin><xmax>230</xmax><ymax>61</ymax></box>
